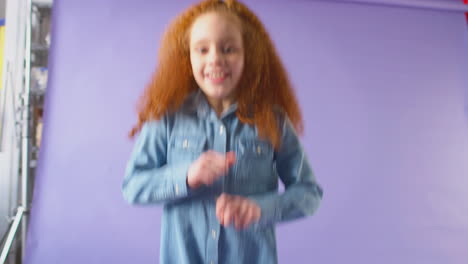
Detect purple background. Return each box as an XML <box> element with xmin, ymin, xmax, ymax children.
<box><xmin>25</xmin><ymin>0</ymin><xmax>468</xmax><ymax>263</ymax></box>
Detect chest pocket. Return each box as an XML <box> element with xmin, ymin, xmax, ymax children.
<box><xmin>234</xmin><ymin>139</ymin><xmax>274</xmax><ymax>184</ymax></box>
<box><xmin>168</xmin><ymin>134</ymin><xmax>206</xmax><ymax>163</ymax></box>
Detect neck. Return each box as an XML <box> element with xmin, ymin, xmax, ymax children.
<box><xmin>207</xmin><ymin>97</ymin><xmax>234</xmax><ymax>116</ymax></box>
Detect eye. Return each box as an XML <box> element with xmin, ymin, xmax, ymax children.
<box><xmin>223</xmin><ymin>46</ymin><xmax>234</xmax><ymax>54</ymax></box>
<box><xmin>197</xmin><ymin>47</ymin><xmax>208</xmax><ymax>54</ymax></box>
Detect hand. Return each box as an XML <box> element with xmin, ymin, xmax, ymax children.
<box><xmin>216</xmin><ymin>193</ymin><xmax>261</xmax><ymax>230</ymax></box>
<box><xmin>187</xmin><ymin>151</ymin><xmax>236</xmax><ymax>189</ymax></box>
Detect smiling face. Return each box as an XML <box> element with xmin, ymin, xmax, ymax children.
<box><xmin>189</xmin><ymin>11</ymin><xmax>244</xmax><ymax>106</ymax></box>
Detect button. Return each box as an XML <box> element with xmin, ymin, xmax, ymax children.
<box><xmin>219</xmin><ymin>125</ymin><xmax>225</xmax><ymax>135</ymax></box>
<box><xmin>182</xmin><ymin>139</ymin><xmax>188</xmax><ymax>148</ymax></box>
<box><xmin>212</xmin><ymin>229</ymin><xmax>216</xmax><ymax>238</ymax></box>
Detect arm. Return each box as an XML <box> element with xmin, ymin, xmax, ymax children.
<box><xmin>249</xmin><ymin>116</ymin><xmax>323</xmax><ymax>227</ymax></box>
<box><xmin>122</xmin><ymin>118</ymin><xmax>193</xmax><ymax>205</ymax></box>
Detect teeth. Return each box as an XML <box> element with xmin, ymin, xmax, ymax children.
<box><xmin>207</xmin><ymin>72</ymin><xmax>225</xmax><ymax>79</ymax></box>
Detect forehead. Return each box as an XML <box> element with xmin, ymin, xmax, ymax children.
<box><xmin>189</xmin><ymin>12</ymin><xmax>242</xmax><ymax>44</ymax></box>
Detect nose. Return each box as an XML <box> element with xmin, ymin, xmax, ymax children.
<box><xmin>208</xmin><ymin>48</ymin><xmax>224</xmax><ymax>66</ymax></box>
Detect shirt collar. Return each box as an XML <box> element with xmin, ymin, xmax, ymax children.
<box><xmin>190</xmin><ymin>89</ymin><xmax>238</xmax><ymax>120</ymax></box>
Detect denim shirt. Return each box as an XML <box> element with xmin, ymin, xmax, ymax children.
<box><xmin>123</xmin><ymin>91</ymin><xmax>323</xmax><ymax>264</ymax></box>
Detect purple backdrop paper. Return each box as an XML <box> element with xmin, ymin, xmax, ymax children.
<box><xmin>25</xmin><ymin>0</ymin><xmax>468</xmax><ymax>263</ymax></box>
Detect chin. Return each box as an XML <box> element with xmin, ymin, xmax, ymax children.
<box><xmin>205</xmin><ymin>87</ymin><xmax>233</xmax><ymax>99</ymax></box>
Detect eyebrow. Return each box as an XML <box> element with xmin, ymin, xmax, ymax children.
<box><xmin>192</xmin><ymin>39</ymin><xmax>208</xmax><ymax>46</ymax></box>
<box><xmin>192</xmin><ymin>37</ymin><xmax>238</xmax><ymax>46</ymax></box>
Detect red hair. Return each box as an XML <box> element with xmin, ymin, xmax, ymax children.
<box><xmin>130</xmin><ymin>0</ymin><xmax>303</xmax><ymax>149</ymax></box>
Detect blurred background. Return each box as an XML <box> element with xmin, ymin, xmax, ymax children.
<box><xmin>0</xmin><ymin>0</ymin><xmax>467</xmax><ymax>263</ymax></box>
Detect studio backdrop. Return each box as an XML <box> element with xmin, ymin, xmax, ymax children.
<box><xmin>25</xmin><ymin>0</ymin><xmax>468</xmax><ymax>263</ymax></box>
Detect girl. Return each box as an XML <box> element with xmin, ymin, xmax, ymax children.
<box><xmin>123</xmin><ymin>0</ymin><xmax>323</xmax><ymax>263</ymax></box>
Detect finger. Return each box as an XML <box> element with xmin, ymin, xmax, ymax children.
<box><xmin>244</xmin><ymin>199</ymin><xmax>261</xmax><ymax>229</ymax></box>
<box><xmin>223</xmin><ymin>198</ymin><xmax>239</xmax><ymax>227</ymax></box>
<box><xmin>233</xmin><ymin>198</ymin><xmax>246</xmax><ymax>229</ymax></box>
<box><xmin>205</xmin><ymin>152</ymin><xmax>231</xmax><ymax>177</ymax></box>
<box><xmin>201</xmin><ymin>153</ymin><xmax>223</xmax><ymax>170</ymax></box>
<box><xmin>197</xmin><ymin>150</ymin><xmax>214</xmax><ymax>164</ymax></box>
<box><xmin>216</xmin><ymin>193</ymin><xmax>229</xmax><ymax>224</ymax></box>
<box><xmin>203</xmin><ymin>149</ymin><xmax>218</xmax><ymax>157</ymax></box>
<box><xmin>200</xmin><ymin>151</ymin><xmax>223</xmax><ymax>169</ymax></box>
<box><xmin>253</xmin><ymin>205</ymin><xmax>261</xmax><ymax>222</ymax></box>
<box><xmin>196</xmin><ymin>164</ymin><xmax>212</xmax><ymax>186</ymax></box>
<box><xmin>213</xmin><ymin>161</ymin><xmax>229</xmax><ymax>179</ymax></box>
<box><xmin>201</xmin><ymin>163</ymin><xmax>223</xmax><ymax>185</ymax></box>
<box><xmin>205</xmin><ymin>150</ymin><xmax>227</xmax><ymax>163</ymax></box>
<box><xmin>225</xmin><ymin>151</ymin><xmax>236</xmax><ymax>168</ymax></box>
<box><xmin>235</xmin><ymin>200</ymin><xmax>249</xmax><ymax>230</ymax></box>
<box><xmin>199</xmin><ymin>157</ymin><xmax>227</xmax><ymax>185</ymax></box>
<box><xmin>223</xmin><ymin>204</ymin><xmax>233</xmax><ymax>227</ymax></box>
<box><xmin>241</xmin><ymin>206</ymin><xmax>254</xmax><ymax>229</ymax></box>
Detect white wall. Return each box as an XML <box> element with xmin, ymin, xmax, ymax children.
<box><xmin>1</xmin><ymin>1</ymin><xmax>52</xmax><ymax>261</ymax></box>
<box><xmin>0</xmin><ymin>0</ymin><xmax>26</xmax><ymax>262</ymax></box>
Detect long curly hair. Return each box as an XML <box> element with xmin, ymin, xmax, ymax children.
<box><xmin>130</xmin><ymin>0</ymin><xmax>303</xmax><ymax>149</ymax></box>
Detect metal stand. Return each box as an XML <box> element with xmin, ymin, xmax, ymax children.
<box><xmin>0</xmin><ymin>0</ymin><xmax>33</xmax><ymax>263</ymax></box>
<box><xmin>0</xmin><ymin>207</ymin><xmax>25</xmax><ymax>263</ymax></box>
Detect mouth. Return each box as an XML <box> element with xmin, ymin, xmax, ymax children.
<box><xmin>205</xmin><ymin>71</ymin><xmax>229</xmax><ymax>84</ymax></box>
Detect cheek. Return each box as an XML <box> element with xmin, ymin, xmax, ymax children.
<box><xmin>238</xmin><ymin>60</ymin><xmax>244</xmax><ymax>73</ymax></box>
<box><xmin>232</xmin><ymin>57</ymin><xmax>244</xmax><ymax>77</ymax></box>
<box><xmin>190</xmin><ymin>59</ymin><xmax>203</xmax><ymax>77</ymax></box>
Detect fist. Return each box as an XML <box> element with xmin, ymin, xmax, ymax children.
<box><xmin>187</xmin><ymin>151</ymin><xmax>236</xmax><ymax>189</ymax></box>
<box><xmin>216</xmin><ymin>193</ymin><xmax>261</xmax><ymax>230</ymax></box>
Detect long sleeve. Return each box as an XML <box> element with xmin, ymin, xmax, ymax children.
<box><xmin>122</xmin><ymin>118</ymin><xmax>193</xmax><ymax>205</ymax></box>
<box><xmin>249</xmin><ymin>117</ymin><xmax>323</xmax><ymax>227</ymax></box>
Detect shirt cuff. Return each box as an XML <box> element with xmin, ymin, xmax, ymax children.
<box><xmin>249</xmin><ymin>193</ymin><xmax>280</xmax><ymax>229</ymax></box>
<box><xmin>171</xmin><ymin>161</ymin><xmax>192</xmax><ymax>198</ymax></box>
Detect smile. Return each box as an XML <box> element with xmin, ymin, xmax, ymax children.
<box><xmin>205</xmin><ymin>71</ymin><xmax>229</xmax><ymax>83</ymax></box>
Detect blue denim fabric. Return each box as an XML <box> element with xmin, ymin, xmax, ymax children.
<box><xmin>123</xmin><ymin>90</ymin><xmax>323</xmax><ymax>264</ymax></box>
